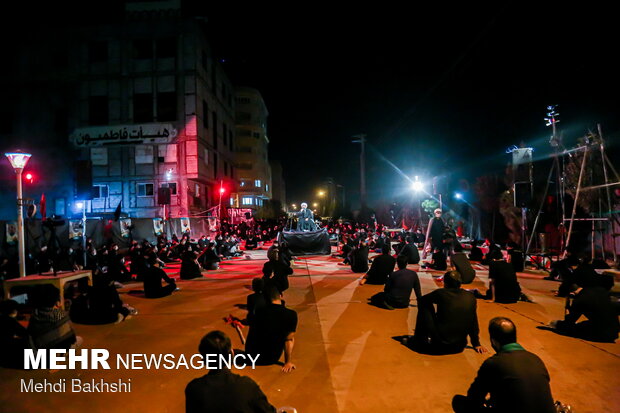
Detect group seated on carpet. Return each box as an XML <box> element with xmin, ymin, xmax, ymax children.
<box><xmin>360</xmin><ymin>244</ymin><xmax>396</xmax><ymax>285</ymax></box>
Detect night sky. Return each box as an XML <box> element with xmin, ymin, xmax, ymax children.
<box><xmin>4</xmin><ymin>2</ymin><xmax>619</xmax><ymax>208</ymax></box>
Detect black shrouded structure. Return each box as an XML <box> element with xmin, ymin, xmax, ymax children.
<box><xmin>278</xmin><ymin>228</ymin><xmax>331</xmax><ymax>256</ymax></box>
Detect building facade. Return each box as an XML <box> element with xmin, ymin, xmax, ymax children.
<box><xmin>232</xmin><ymin>87</ymin><xmax>272</xmax><ymax>210</ymax></box>
<box><xmin>0</xmin><ymin>1</ymin><xmax>238</xmax><ymax>220</ymax></box>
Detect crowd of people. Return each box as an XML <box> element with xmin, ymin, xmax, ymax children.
<box><xmin>0</xmin><ymin>211</ymin><xmax>618</xmax><ymax>412</ymax></box>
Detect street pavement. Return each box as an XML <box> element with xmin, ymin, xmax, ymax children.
<box><xmin>0</xmin><ymin>247</ymin><xmax>618</xmax><ymax>412</ymax></box>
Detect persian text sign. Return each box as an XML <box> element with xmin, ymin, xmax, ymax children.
<box><xmin>70</xmin><ymin>124</ymin><xmax>178</xmax><ymax>147</ymax></box>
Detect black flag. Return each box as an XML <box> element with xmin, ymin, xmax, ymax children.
<box><xmin>113</xmin><ymin>200</ymin><xmax>122</xmax><ymax>221</ymax></box>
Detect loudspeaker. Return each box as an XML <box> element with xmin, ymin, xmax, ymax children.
<box><xmin>512</xmin><ymin>148</ymin><xmax>533</xmax><ymax>182</ymax></box>
<box><xmin>514</xmin><ymin>182</ymin><xmax>532</xmax><ymax>207</ymax></box>
<box><xmin>75</xmin><ymin>160</ymin><xmax>93</xmax><ymax>200</ymax></box>
<box><xmin>158</xmin><ymin>187</ymin><xmax>171</xmax><ymax>205</ymax></box>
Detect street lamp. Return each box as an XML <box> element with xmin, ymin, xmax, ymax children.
<box><xmin>5</xmin><ymin>151</ymin><xmax>32</xmax><ymax>278</ymax></box>
<box><xmin>411</xmin><ymin>176</ymin><xmax>424</xmax><ymax>192</ymax></box>
<box><xmin>317</xmin><ymin>190</ymin><xmax>325</xmax><ymax>197</ymax></box>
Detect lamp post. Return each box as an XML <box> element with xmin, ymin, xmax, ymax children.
<box><xmin>5</xmin><ymin>151</ymin><xmax>32</xmax><ymax>278</ymax></box>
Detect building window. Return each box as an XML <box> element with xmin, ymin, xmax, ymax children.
<box><xmin>257</xmin><ymin>198</ymin><xmax>263</xmax><ymax>207</ymax></box>
<box><xmin>240</xmin><ymin>181</ymin><xmax>245</xmax><ymax>187</ymax></box>
<box><xmin>203</xmin><ymin>148</ymin><xmax>209</xmax><ymax>165</ymax></box>
<box><xmin>235</xmin><ymin>97</ymin><xmax>251</xmax><ymax>105</ymax></box>
<box><xmin>88</xmin><ymin>96</ymin><xmax>108</xmax><ymax>125</ymax></box>
<box><xmin>229</xmin><ymin>197</ymin><xmax>234</xmax><ymax>206</ymax></box>
<box><xmin>157</xmin><ymin>92</ymin><xmax>176</xmax><ymax>122</ymax></box>
<box><xmin>135</xmin><ymin>145</ymin><xmax>154</xmax><ymax>164</ymax></box>
<box><xmin>237</xmin><ymin>112</ymin><xmax>251</xmax><ymax>122</ymax></box>
<box><xmin>242</xmin><ymin>196</ymin><xmax>253</xmax><ymax>206</ymax></box>
<box><xmin>161</xmin><ymin>182</ymin><xmax>177</xmax><ymax>195</ymax></box>
<box><xmin>194</xmin><ymin>183</ymin><xmax>200</xmax><ymax>197</ymax></box>
<box><xmin>133</xmin><ymin>39</ymin><xmax>153</xmax><ymax>59</ymax></box>
<box><xmin>212</xmin><ymin>111</ymin><xmax>218</xmax><ymax>150</ymax></box>
<box><xmin>90</xmin><ymin>148</ymin><xmax>108</xmax><ymax>165</ymax></box>
<box><xmin>92</xmin><ymin>185</ymin><xmax>109</xmax><ymax>199</ymax></box>
<box><xmin>202</xmin><ymin>100</ymin><xmax>209</xmax><ymax>129</ymax></box>
<box><xmin>133</xmin><ymin>93</ymin><xmax>153</xmax><ymax>123</ymax></box>
<box><xmin>213</xmin><ymin>152</ymin><xmax>218</xmax><ymax>177</ymax></box>
<box><xmin>156</xmin><ymin>37</ymin><xmax>176</xmax><ymax>59</ymax></box>
<box><xmin>266</xmin><ymin>184</ymin><xmax>269</xmax><ymax>192</ymax></box>
<box><xmin>255</xmin><ymin>179</ymin><xmax>261</xmax><ymax>188</ymax></box>
<box><xmin>88</xmin><ymin>41</ymin><xmax>108</xmax><ymax>64</ymax></box>
<box><xmin>137</xmin><ymin>183</ymin><xmax>154</xmax><ymax>197</ymax></box>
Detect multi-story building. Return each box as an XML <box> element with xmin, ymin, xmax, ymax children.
<box><xmin>1</xmin><ymin>0</ymin><xmax>238</xmax><ymax>219</ymax></box>
<box><xmin>232</xmin><ymin>87</ymin><xmax>272</xmax><ymax>210</ymax></box>
<box><xmin>269</xmin><ymin>160</ymin><xmax>286</xmax><ymax>207</ymax></box>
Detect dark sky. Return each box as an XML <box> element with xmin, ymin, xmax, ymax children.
<box><xmin>201</xmin><ymin>3</ymin><xmax>619</xmax><ymax>207</ymax></box>
<box><xmin>4</xmin><ymin>2</ymin><xmax>619</xmax><ymax>208</ymax></box>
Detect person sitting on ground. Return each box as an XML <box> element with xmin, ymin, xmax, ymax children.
<box><xmin>450</xmin><ymin>243</ymin><xmax>476</xmax><ymax>284</ymax></box>
<box><xmin>143</xmin><ymin>257</ymin><xmax>178</xmax><ymax>298</ymax></box>
<box><xmin>422</xmin><ymin>248</ymin><xmax>447</xmax><ymax>271</ymax></box>
<box><xmin>0</xmin><ymin>299</ymin><xmax>30</xmax><ymax>368</ymax></box>
<box><xmin>246</xmin><ymin>277</ymin><xmax>267</xmax><ymax>325</ymax></box>
<box><xmin>506</xmin><ymin>242</ymin><xmax>524</xmax><ymax>273</ymax></box>
<box><xmin>262</xmin><ymin>248</ymin><xmax>293</xmax><ymax>295</ymax></box>
<box><xmin>245</xmin><ymin>233</ymin><xmax>260</xmax><ymax>250</ymax></box>
<box><xmin>392</xmin><ymin>235</ymin><xmax>407</xmax><ymax>255</ymax></box>
<box><xmin>245</xmin><ymin>285</ymin><xmax>297</xmax><ymax>373</ymax></box>
<box><xmin>185</xmin><ymin>330</ymin><xmax>276</xmax><ymax>413</ymax></box>
<box><xmin>549</xmin><ymin>278</ymin><xmax>619</xmax><ymax>343</ymax></box>
<box><xmin>452</xmin><ymin>317</ymin><xmax>555</xmax><ymax>413</ymax></box>
<box><xmin>27</xmin><ymin>284</ymin><xmax>81</xmax><ymax>350</ymax></box>
<box><xmin>180</xmin><ymin>246</ymin><xmax>203</xmax><ymax>280</ymax></box>
<box><xmin>472</xmin><ymin>248</ymin><xmax>529</xmax><ymax>303</ymax></box>
<box><xmin>468</xmin><ymin>240</ymin><xmax>484</xmax><ymax>262</ymax></box>
<box><xmin>199</xmin><ymin>242</ymin><xmax>221</xmax><ymax>271</ymax></box>
<box><xmin>349</xmin><ymin>240</ymin><xmax>370</xmax><ymax>273</ymax></box>
<box><xmin>398</xmin><ymin>236</ymin><xmax>421</xmax><ymax>265</ymax></box>
<box><xmin>70</xmin><ymin>275</ymin><xmax>135</xmax><ymax>324</ymax></box>
<box><xmin>410</xmin><ymin>270</ymin><xmax>486</xmax><ymax>355</ymax></box>
<box><xmin>379</xmin><ymin>254</ymin><xmax>422</xmax><ymax>309</ymax></box>
<box><xmin>360</xmin><ymin>244</ymin><xmax>396</xmax><ymax>285</ymax></box>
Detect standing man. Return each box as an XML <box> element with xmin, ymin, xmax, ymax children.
<box><xmin>297</xmin><ymin>202</ymin><xmax>315</xmax><ymax>231</ymax></box>
<box><xmin>452</xmin><ymin>317</ymin><xmax>555</xmax><ymax>413</ymax></box>
<box><xmin>423</xmin><ymin>208</ymin><xmax>446</xmax><ymax>259</ymax></box>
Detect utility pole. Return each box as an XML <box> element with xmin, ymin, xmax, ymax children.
<box><xmin>352</xmin><ymin>134</ymin><xmax>367</xmax><ymax>208</ymax></box>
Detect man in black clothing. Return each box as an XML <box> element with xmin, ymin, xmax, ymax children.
<box><xmin>383</xmin><ymin>255</ymin><xmax>422</xmax><ymax>309</ymax></box>
<box><xmin>199</xmin><ymin>242</ymin><xmax>221</xmax><ymax>271</ymax></box>
<box><xmin>485</xmin><ymin>250</ymin><xmax>522</xmax><ymax>303</ymax></box>
<box><xmin>550</xmin><ymin>283</ymin><xmax>619</xmax><ymax>342</ymax></box>
<box><xmin>450</xmin><ymin>243</ymin><xmax>476</xmax><ymax>284</ymax></box>
<box><xmin>423</xmin><ymin>208</ymin><xmax>446</xmax><ymax>259</ymax></box>
<box><xmin>348</xmin><ymin>240</ymin><xmax>369</xmax><ymax>273</ymax></box>
<box><xmin>143</xmin><ymin>258</ymin><xmax>177</xmax><ymax>298</ymax></box>
<box><xmin>245</xmin><ymin>285</ymin><xmax>298</xmax><ymax>373</ymax></box>
<box><xmin>411</xmin><ymin>271</ymin><xmax>486</xmax><ymax>355</ymax></box>
<box><xmin>360</xmin><ymin>244</ymin><xmax>396</xmax><ymax>285</ymax></box>
<box><xmin>398</xmin><ymin>236</ymin><xmax>420</xmax><ymax>264</ymax></box>
<box><xmin>0</xmin><ymin>300</ymin><xmax>29</xmax><ymax>368</ymax></box>
<box><xmin>453</xmin><ymin>317</ymin><xmax>555</xmax><ymax>413</ymax></box>
<box><xmin>262</xmin><ymin>248</ymin><xmax>293</xmax><ymax>295</ymax></box>
<box><xmin>185</xmin><ymin>330</ymin><xmax>276</xmax><ymax>413</ymax></box>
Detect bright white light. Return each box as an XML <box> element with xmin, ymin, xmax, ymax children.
<box><xmin>76</xmin><ymin>202</ymin><xmax>84</xmax><ymax>209</ymax></box>
<box><xmin>5</xmin><ymin>152</ymin><xmax>32</xmax><ymax>170</ymax></box>
<box><xmin>455</xmin><ymin>192</ymin><xmax>463</xmax><ymax>200</ymax></box>
<box><xmin>411</xmin><ymin>177</ymin><xmax>424</xmax><ymax>192</ymax></box>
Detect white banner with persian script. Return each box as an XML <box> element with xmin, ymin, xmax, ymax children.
<box><xmin>70</xmin><ymin>123</ymin><xmax>178</xmax><ymax>147</ymax></box>
<box><xmin>180</xmin><ymin>217</ymin><xmax>191</xmax><ymax>234</ymax></box>
<box><xmin>120</xmin><ymin>218</ymin><xmax>133</xmax><ymax>238</ymax></box>
<box><xmin>6</xmin><ymin>222</ymin><xmax>18</xmax><ymax>243</ymax></box>
<box><xmin>69</xmin><ymin>220</ymin><xmax>83</xmax><ymax>239</ymax></box>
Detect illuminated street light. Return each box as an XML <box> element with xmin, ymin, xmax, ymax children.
<box><xmin>317</xmin><ymin>190</ymin><xmax>325</xmax><ymax>197</ymax></box>
<box><xmin>454</xmin><ymin>192</ymin><xmax>463</xmax><ymax>200</ymax></box>
<box><xmin>411</xmin><ymin>176</ymin><xmax>424</xmax><ymax>192</ymax></box>
<box><xmin>5</xmin><ymin>151</ymin><xmax>32</xmax><ymax>278</ymax></box>
<box><xmin>312</xmin><ymin>202</ymin><xmax>318</xmax><ymax>207</ymax></box>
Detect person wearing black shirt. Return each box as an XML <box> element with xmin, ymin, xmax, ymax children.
<box><xmin>349</xmin><ymin>240</ymin><xmax>369</xmax><ymax>273</ymax></box>
<box><xmin>245</xmin><ymin>233</ymin><xmax>259</xmax><ymax>250</ymax></box>
<box><xmin>199</xmin><ymin>242</ymin><xmax>221</xmax><ymax>271</ymax></box>
<box><xmin>423</xmin><ymin>208</ymin><xmax>446</xmax><ymax>259</ymax></box>
<box><xmin>411</xmin><ymin>271</ymin><xmax>486</xmax><ymax>355</ymax></box>
<box><xmin>468</xmin><ymin>241</ymin><xmax>484</xmax><ymax>262</ymax></box>
<box><xmin>384</xmin><ymin>255</ymin><xmax>422</xmax><ymax>308</ymax></box>
<box><xmin>143</xmin><ymin>258</ymin><xmax>177</xmax><ymax>298</ymax></box>
<box><xmin>246</xmin><ymin>278</ymin><xmax>267</xmax><ymax>325</ymax></box>
<box><xmin>506</xmin><ymin>242</ymin><xmax>524</xmax><ymax>273</ymax></box>
<box><xmin>483</xmin><ymin>249</ymin><xmax>523</xmax><ymax>303</ymax></box>
<box><xmin>185</xmin><ymin>330</ymin><xmax>276</xmax><ymax>413</ymax></box>
<box><xmin>0</xmin><ymin>300</ymin><xmax>29</xmax><ymax>368</ymax></box>
<box><xmin>453</xmin><ymin>317</ymin><xmax>555</xmax><ymax>413</ymax></box>
<box><xmin>180</xmin><ymin>246</ymin><xmax>203</xmax><ymax>279</ymax></box>
<box><xmin>450</xmin><ymin>244</ymin><xmax>476</xmax><ymax>284</ymax></box>
<box><xmin>550</xmin><ymin>283</ymin><xmax>619</xmax><ymax>343</ymax></box>
<box><xmin>245</xmin><ymin>285</ymin><xmax>298</xmax><ymax>372</ymax></box>
<box><xmin>262</xmin><ymin>249</ymin><xmax>293</xmax><ymax>295</ymax></box>
<box><xmin>398</xmin><ymin>237</ymin><xmax>420</xmax><ymax>264</ymax></box>
<box><xmin>360</xmin><ymin>244</ymin><xmax>396</xmax><ymax>285</ymax></box>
